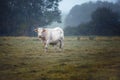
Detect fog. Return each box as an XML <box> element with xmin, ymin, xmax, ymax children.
<box><xmin>50</xmin><ymin>0</ymin><xmax>117</xmax><ymax>28</ymax></box>
<box><xmin>61</xmin><ymin>0</ymin><xmax>120</xmax><ymax>36</ymax></box>
<box><xmin>59</xmin><ymin>0</ymin><xmax>117</xmax><ymax>14</ymax></box>
<box><xmin>50</xmin><ymin>0</ymin><xmax>118</xmax><ymax>29</ymax></box>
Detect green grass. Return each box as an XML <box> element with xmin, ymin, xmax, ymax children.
<box><xmin>0</xmin><ymin>36</ymin><xmax>120</xmax><ymax>80</ymax></box>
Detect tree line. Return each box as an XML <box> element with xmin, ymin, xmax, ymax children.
<box><xmin>65</xmin><ymin>1</ymin><xmax>120</xmax><ymax>36</ymax></box>
<box><xmin>0</xmin><ymin>0</ymin><xmax>61</xmax><ymax>36</ymax></box>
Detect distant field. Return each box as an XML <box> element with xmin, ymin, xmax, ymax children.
<box><xmin>0</xmin><ymin>36</ymin><xmax>120</xmax><ymax>80</ymax></box>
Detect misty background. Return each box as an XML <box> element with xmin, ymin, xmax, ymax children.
<box><xmin>0</xmin><ymin>0</ymin><xmax>120</xmax><ymax>36</ymax></box>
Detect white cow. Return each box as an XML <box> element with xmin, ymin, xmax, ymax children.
<box><xmin>34</xmin><ymin>27</ymin><xmax>64</xmax><ymax>52</ymax></box>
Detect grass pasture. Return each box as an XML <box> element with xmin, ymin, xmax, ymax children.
<box><xmin>0</xmin><ymin>36</ymin><xmax>120</xmax><ymax>80</ymax></box>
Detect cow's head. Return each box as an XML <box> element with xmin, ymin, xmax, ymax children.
<box><xmin>34</xmin><ymin>28</ymin><xmax>46</xmax><ymax>38</ymax></box>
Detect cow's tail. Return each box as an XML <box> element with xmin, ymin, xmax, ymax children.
<box><xmin>60</xmin><ymin>28</ymin><xmax>64</xmax><ymax>40</ymax></box>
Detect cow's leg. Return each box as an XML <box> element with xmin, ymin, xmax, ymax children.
<box><xmin>53</xmin><ymin>44</ymin><xmax>57</xmax><ymax>53</ymax></box>
<box><xmin>44</xmin><ymin>43</ymin><xmax>48</xmax><ymax>52</ymax></box>
<box><xmin>44</xmin><ymin>40</ymin><xmax>49</xmax><ymax>52</ymax></box>
<box><xmin>59</xmin><ymin>40</ymin><xmax>64</xmax><ymax>51</ymax></box>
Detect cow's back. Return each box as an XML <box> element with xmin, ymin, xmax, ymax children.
<box><xmin>48</xmin><ymin>27</ymin><xmax>64</xmax><ymax>42</ymax></box>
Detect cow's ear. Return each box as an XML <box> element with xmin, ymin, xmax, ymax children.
<box><xmin>34</xmin><ymin>29</ymin><xmax>38</xmax><ymax>32</ymax></box>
